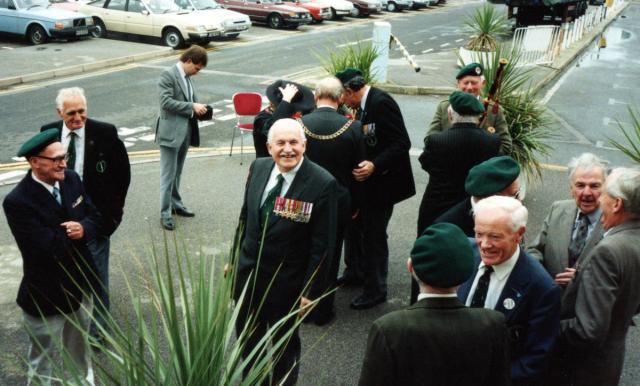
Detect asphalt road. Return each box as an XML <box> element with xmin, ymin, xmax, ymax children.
<box><xmin>1</xmin><ymin>1</ymin><xmax>639</xmax><ymax>385</ymax></box>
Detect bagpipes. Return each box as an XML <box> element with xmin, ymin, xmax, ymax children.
<box><xmin>480</xmin><ymin>58</ymin><xmax>508</xmax><ymax>130</ymax></box>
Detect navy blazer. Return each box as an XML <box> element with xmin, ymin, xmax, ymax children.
<box><xmin>3</xmin><ymin>170</ymin><xmax>101</xmax><ymax>317</ymax></box>
<box><xmin>458</xmin><ymin>242</ymin><xmax>561</xmax><ymax>382</ymax></box>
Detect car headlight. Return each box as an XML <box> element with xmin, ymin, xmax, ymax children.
<box><xmin>288</xmin><ymin>12</ymin><xmax>296</xmax><ymax>17</ymax></box>
<box><xmin>54</xmin><ymin>20</ymin><xmax>73</xmax><ymax>29</ymax></box>
<box><xmin>85</xmin><ymin>17</ymin><xmax>94</xmax><ymax>25</ymax></box>
<box><xmin>186</xmin><ymin>25</ymin><xmax>207</xmax><ymax>32</ymax></box>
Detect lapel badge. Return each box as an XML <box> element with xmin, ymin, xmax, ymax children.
<box><xmin>487</xmin><ymin>126</ymin><xmax>496</xmax><ymax>134</ymax></box>
<box><xmin>71</xmin><ymin>195</ymin><xmax>84</xmax><ymax>208</ymax></box>
<box><xmin>96</xmin><ymin>160</ymin><xmax>107</xmax><ymax>173</ymax></box>
<box><xmin>503</xmin><ymin>298</ymin><xmax>515</xmax><ymax>310</ymax></box>
<box><xmin>274</xmin><ymin>197</ymin><xmax>313</xmax><ymax>223</ymax></box>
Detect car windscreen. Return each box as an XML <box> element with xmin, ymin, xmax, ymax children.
<box><xmin>15</xmin><ymin>0</ymin><xmax>49</xmax><ymax>9</ymax></box>
<box><xmin>145</xmin><ymin>0</ymin><xmax>180</xmax><ymax>13</ymax></box>
<box><xmin>182</xmin><ymin>0</ymin><xmax>221</xmax><ymax>10</ymax></box>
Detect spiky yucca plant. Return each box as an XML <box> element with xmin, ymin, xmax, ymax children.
<box><xmin>464</xmin><ymin>4</ymin><xmax>510</xmax><ymax>52</ymax></box>
<box><xmin>316</xmin><ymin>39</ymin><xmax>380</xmax><ymax>84</ymax></box>
<box><xmin>609</xmin><ymin>107</ymin><xmax>640</xmax><ymax>164</ymax></box>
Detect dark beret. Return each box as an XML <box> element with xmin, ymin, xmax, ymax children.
<box><xmin>17</xmin><ymin>128</ymin><xmax>60</xmax><ymax>158</ymax></box>
<box><xmin>465</xmin><ymin>156</ymin><xmax>521</xmax><ymax>197</ymax></box>
<box><xmin>265</xmin><ymin>79</ymin><xmax>315</xmax><ymax>114</ymax></box>
<box><xmin>456</xmin><ymin>62</ymin><xmax>484</xmax><ymax>79</ymax></box>
<box><xmin>449</xmin><ymin>91</ymin><xmax>485</xmax><ymax>116</ymax></box>
<box><xmin>335</xmin><ymin>67</ymin><xmax>363</xmax><ymax>85</ymax></box>
<box><xmin>411</xmin><ymin>223</ymin><xmax>475</xmax><ymax>288</ymax></box>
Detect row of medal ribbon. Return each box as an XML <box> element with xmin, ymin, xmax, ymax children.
<box><xmin>273</xmin><ymin>196</ymin><xmax>313</xmax><ymax>223</ymax></box>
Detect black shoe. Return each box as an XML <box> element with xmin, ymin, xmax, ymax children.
<box><xmin>337</xmin><ymin>274</ymin><xmax>364</xmax><ymax>287</ymax></box>
<box><xmin>161</xmin><ymin>217</ymin><xmax>175</xmax><ymax>230</ymax></box>
<box><xmin>350</xmin><ymin>293</ymin><xmax>386</xmax><ymax>310</ymax></box>
<box><xmin>172</xmin><ymin>207</ymin><xmax>195</xmax><ymax>217</ymax></box>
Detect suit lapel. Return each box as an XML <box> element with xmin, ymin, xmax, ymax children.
<box><xmin>25</xmin><ymin>172</ymin><xmax>65</xmax><ymax>218</ymax></box>
<box><xmin>173</xmin><ymin>65</ymin><xmax>190</xmax><ymax>101</ymax></box>
<box><xmin>251</xmin><ymin>160</ymin><xmax>274</xmax><ymax>220</ymax></box>
<box><xmin>578</xmin><ymin>215</ymin><xmax>604</xmax><ymax>264</ymax></box>
<box><xmin>83</xmin><ymin>119</ymin><xmax>97</xmax><ymax>178</ymax></box>
<box><xmin>558</xmin><ymin>204</ymin><xmax>577</xmax><ymax>269</ymax></box>
<box><xmin>494</xmin><ymin>250</ymin><xmax>531</xmax><ymax>323</ymax></box>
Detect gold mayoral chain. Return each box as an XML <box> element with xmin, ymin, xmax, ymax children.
<box><xmin>297</xmin><ymin>118</ymin><xmax>354</xmax><ymax>141</ymax></box>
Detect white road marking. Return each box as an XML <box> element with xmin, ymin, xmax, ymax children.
<box><xmin>138</xmin><ymin>134</ymin><xmax>156</xmax><ymax>142</ymax></box>
<box><xmin>422</xmin><ymin>48</ymin><xmax>434</xmax><ymax>53</ymax></box>
<box><xmin>217</xmin><ymin>114</ymin><xmax>236</xmax><ymax>121</ymax></box>
<box><xmin>440</xmin><ymin>43</ymin><xmax>450</xmax><ymax>47</ymax></box>
<box><xmin>0</xmin><ymin>170</ymin><xmax>26</xmax><ymax>182</ymax></box>
<box><xmin>455</xmin><ymin>38</ymin><xmax>464</xmax><ymax>42</ymax></box>
<box><xmin>613</xmin><ymin>84</ymin><xmax>632</xmax><ymax>90</ymax></box>
<box><xmin>123</xmin><ymin>142</ymin><xmax>135</xmax><ymax>148</ymax></box>
<box><xmin>429</xmin><ymin>36</ymin><xmax>437</xmax><ymax>40</ymax></box>
<box><xmin>199</xmin><ymin>121</ymin><xmax>216</xmax><ymax>128</ymax></box>
<box><xmin>11</xmin><ymin>156</ymin><xmax>25</xmax><ymax>162</ymax></box>
<box><xmin>541</xmin><ymin>66</ymin><xmax>573</xmax><ymax>105</ymax></box>
<box><xmin>336</xmin><ymin>38</ymin><xmax>372</xmax><ymax>48</ymax></box>
<box><xmin>118</xmin><ymin>126</ymin><xmax>151</xmax><ymax>137</ymax></box>
<box><xmin>413</xmin><ymin>41</ymin><xmax>423</xmax><ymax>45</ymax></box>
<box><xmin>608</xmin><ymin>98</ymin><xmax>629</xmax><ymax>105</ymax></box>
<box><xmin>603</xmin><ymin>117</ymin><xmax>611</xmax><ymax>126</ymax></box>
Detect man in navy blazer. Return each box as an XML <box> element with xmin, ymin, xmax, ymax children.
<box><xmin>458</xmin><ymin>195</ymin><xmax>561</xmax><ymax>385</ymax></box>
<box><xmin>3</xmin><ymin>130</ymin><xmax>101</xmax><ymax>385</ymax></box>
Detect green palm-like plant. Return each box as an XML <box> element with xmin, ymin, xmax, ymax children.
<box><xmin>479</xmin><ymin>44</ymin><xmax>555</xmax><ymax>180</ymax></box>
<box><xmin>315</xmin><ymin>39</ymin><xmax>380</xmax><ymax>84</ymax></box>
<box><xmin>608</xmin><ymin>107</ymin><xmax>640</xmax><ymax>164</ymax></box>
<box><xmin>464</xmin><ymin>4</ymin><xmax>510</xmax><ymax>52</ymax></box>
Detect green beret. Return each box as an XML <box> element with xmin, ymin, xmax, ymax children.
<box><xmin>449</xmin><ymin>90</ymin><xmax>484</xmax><ymax>116</ymax></box>
<box><xmin>17</xmin><ymin>129</ymin><xmax>60</xmax><ymax>158</ymax></box>
<box><xmin>335</xmin><ymin>67</ymin><xmax>363</xmax><ymax>85</ymax></box>
<box><xmin>465</xmin><ymin>156</ymin><xmax>521</xmax><ymax>197</ymax></box>
<box><xmin>411</xmin><ymin>223</ymin><xmax>475</xmax><ymax>288</ymax></box>
<box><xmin>456</xmin><ymin>62</ymin><xmax>483</xmax><ymax>79</ymax></box>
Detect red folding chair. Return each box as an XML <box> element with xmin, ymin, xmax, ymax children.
<box><xmin>230</xmin><ymin>92</ymin><xmax>263</xmax><ymax>165</ymax></box>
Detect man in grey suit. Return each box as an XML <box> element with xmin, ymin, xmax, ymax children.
<box><xmin>359</xmin><ymin>222</ymin><xmax>510</xmax><ymax>386</ymax></box>
<box><xmin>557</xmin><ymin>167</ymin><xmax>640</xmax><ymax>386</ymax></box>
<box><xmin>527</xmin><ymin>153</ymin><xmax>607</xmax><ymax>287</ymax></box>
<box><xmin>156</xmin><ymin>45</ymin><xmax>209</xmax><ymax>230</ymax></box>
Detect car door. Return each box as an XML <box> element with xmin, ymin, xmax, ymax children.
<box><xmin>244</xmin><ymin>0</ymin><xmax>267</xmax><ymax>22</ymax></box>
<box><xmin>124</xmin><ymin>0</ymin><xmax>154</xmax><ymax>37</ymax></box>
<box><xmin>0</xmin><ymin>0</ymin><xmax>19</xmax><ymax>34</ymax></box>
<box><xmin>101</xmin><ymin>0</ymin><xmax>127</xmax><ymax>32</ymax></box>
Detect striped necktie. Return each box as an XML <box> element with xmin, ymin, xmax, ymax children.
<box><xmin>52</xmin><ymin>186</ymin><xmax>62</xmax><ymax>205</ymax></box>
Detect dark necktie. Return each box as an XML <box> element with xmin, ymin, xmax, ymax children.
<box><xmin>67</xmin><ymin>131</ymin><xmax>77</xmax><ymax>170</ymax></box>
<box><xmin>568</xmin><ymin>213</ymin><xmax>590</xmax><ymax>267</ymax></box>
<box><xmin>355</xmin><ymin>107</ymin><xmax>363</xmax><ymax>121</ymax></box>
<box><xmin>471</xmin><ymin>266</ymin><xmax>494</xmax><ymax>308</ymax></box>
<box><xmin>260</xmin><ymin>174</ymin><xmax>284</xmax><ymax>225</ymax></box>
<box><xmin>52</xmin><ymin>186</ymin><xmax>61</xmax><ymax>205</ymax></box>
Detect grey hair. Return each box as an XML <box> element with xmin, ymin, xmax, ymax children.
<box><xmin>267</xmin><ymin>118</ymin><xmax>307</xmax><ymax>144</ymax></box>
<box><xmin>314</xmin><ymin>76</ymin><xmax>344</xmax><ymax>102</ymax></box>
<box><xmin>56</xmin><ymin>87</ymin><xmax>87</xmax><ymax>111</ymax></box>
<box><xmin>473</xmin><ymin>195</ymin><xmax>528</xmax><ymax>232</ymax></box>
<box><xmin>568</xmin><ymin>153</ymin><xmax>608</xmax><ymax>181</ymax></box>
<box><xmin>448</xmin><ymin>105</ymin><xmax>480</xmax><ymax>124</ymax></box>
<box><xmin>606</xmin><ymin>167</ymin><xmax>640</xmax><ymax>216</ymax></box>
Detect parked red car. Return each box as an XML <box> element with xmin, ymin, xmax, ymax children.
<box><xmin>281</xmin><ymin>0</ymin><xmax>331</xmax><ymax>22</ymax></box>
<box><xmin>216</xmin><ymin>0</ymin><xmax>312</xmax><ymax>28</ymax></box>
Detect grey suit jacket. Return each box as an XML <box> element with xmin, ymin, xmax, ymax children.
<box><xmin>155</xmin><ymin>64</ymin><xmax>197</xmax><ymax>148</ymax></box>
<box><xmin>526</xmin><ymin>200</ymin><xmax>604</xmax><ymax>278</ymax></box>
<box><xmin>559</xmin><ymin>219</ymin><xmax>640</xmax><ymax>386</ymax></box>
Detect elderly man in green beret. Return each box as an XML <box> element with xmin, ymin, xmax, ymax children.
<box><xmin>3</xmin><ymin>129</ymin><xmax>101</xmax><ymax>385</ymax></box>
<box><xmin>412</xmin><ymin>91</ymin><xmax>500</xmax><ymax>304</ymax></box>
<box><xmin>434</xmin><ymin>155</ymin><xmax>521</xmax><ymax>237</ymax></box>
<box><xmin>426</xmin><ymin>62</ymin><xmax>512</xmax><ymax>155</ymax></box>
<box><xmin>359</xmin><ymin>223</ymin><xmax>510</xmax><ymax>386</ymax></box>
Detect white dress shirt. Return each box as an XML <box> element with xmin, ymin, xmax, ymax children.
<box><xmin>61</xmin><ymin>124</ymin><xmax>85</xmax><ymax>180</ymax></box>
<box><xmin>31</xmin><ymin>172</ymin><xmax>60</xmax><ymax>196</ymax></box>
<box><xmin>359</xmin><ymin>85</ymin><xmax>371</xmax><ymax>112</ymax></box>
<box><xmin>466</xmin><ymin>246</ymin><xmax>520</xmax><ymax>309</ymax></box>
<box><xmin>417</xmin><ymin>293</ymin><xmax>459</xmax><ymax>301</ymax></box>
<box><xmin>260</xmin><ymin>158</ymin><xmax>304</xmax><ymax>206</ymax></box>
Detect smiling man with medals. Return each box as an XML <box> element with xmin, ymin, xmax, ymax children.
<box><xmin>232</xmin><ymin>118</ymin><xmax>338</xmax><ymax>386</ymax></box>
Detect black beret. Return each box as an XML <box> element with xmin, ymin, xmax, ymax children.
<box><xmin>465</xmin><ymin>156</ymin><xmax>521</xmax><ymax>197</ymax></box>
<box><xmin>17</xmin><ymin>129</ymin><xmax>60</xmax><ymax>158</ymax></box>
<box><xmin>335</xmin><ymin>67</ymin><xmax>363</xmax><ymax>85</ymax></box>
<box><xmin>456</xmin><ymin>62</ymin><xmax>484</xmax><ymax>79</ymax></box>
<box><xmin>449</xmin><ymin>91</ymin><xmax>485</xmax><ymax>116</ymax></box>
<box><xmin>411</xmin><ymin>223</ymin><xmax>475</xmax><ymax>288</ymax></box>
<box><xmin>265</xmin><ymin>80</ymin><xmax>315</xmax><ymax>114</ymax></box>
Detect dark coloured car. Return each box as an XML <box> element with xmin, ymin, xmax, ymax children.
<box><xmin>347</xmin><ymin>0</ymin><xmax>380</xmax><ymax>16</ymax></box>
<box><xmin>216</xmin><ymin>0</ymin><xmax>312</xmax><ymax>28</ymax></box>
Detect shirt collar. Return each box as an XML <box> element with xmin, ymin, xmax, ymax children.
<box><xmin>277</xmin><ymin>157</ymin><xmax>304</xmax><ymax>185</ymax></box>
<box><xmin>360</xmin><ymin>85</ymin><xmax>371</xmax><ymax>111</ymax></box>
<box><xmin>62</xmin><ymin>123</ymin><xmax>85</xmax><ymax>139</ymax></box>
<box><xmin>176</xmin><ymin>62</ymin><xmax>187</xmax><ymax>79</ymax></box>
<box><xmin>31</xmin><ymin>172</ymin><xmax>59</xmax><ymax>194</ymax></box>
<box><xmin>479</xmin><ymin>245</ymin><xmax>520</xmax><ymax>281</ymax></box>
<box><xmin>577</xmin><ymin>207</ymin><xmax>602</xmax><ymax>225</ymax></box>
<box><xmin>417</xmin><ymin>293</ymin><xmax>458</xmax><ymax>301</ymax></box>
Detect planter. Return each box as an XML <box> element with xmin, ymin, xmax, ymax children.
<box><xmin>458</xmin><ymin>47</ymin><xmax>496</xmax><ymax>67</ymax></box>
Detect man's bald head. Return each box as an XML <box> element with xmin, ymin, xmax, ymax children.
<box><xmin>267</xmin><ymin>118</ymin><xmax>307</xmax><ymax>173</ymax></box>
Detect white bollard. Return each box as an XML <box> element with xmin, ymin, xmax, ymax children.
<box><xmin>371</xmin><ymin>22</ymin><xmax>391</xmax><ymax>84</ymax></box>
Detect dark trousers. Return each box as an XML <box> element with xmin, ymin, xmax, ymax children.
<box><xmin>350</xmin><ymin>205</ymin><xmax>394</xmax><ymax>297</ymax></box>
<box><xmin>343</xmin><ymin>217</ymin><xmax>366</xmax><ymax>281</ymax></box>
<box><xmin>236</xmin><ymin>301</ymin><xmax>300</xmax><ymax>386</ymax></box>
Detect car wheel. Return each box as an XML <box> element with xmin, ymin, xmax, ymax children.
<box><xmin>226</xmin><ymin>33</ymin><xmax>240</xmax><ymax>38</ymax></box>
<box><xmin>387</xmin><ymin>2</ymin><xmax>397</xmax><ymax>11</ymax></box>
<box><xmin>91</xmin><ymin>18</ymin><xmax>106</xmax><ymax>38</ymax></box>
<box><xmin>163</xmin><ymin>27</ymin><xmax>185</xmax><ymax>49</ymax></box>
<box><xmin>27</xmin><ymin>24</ymin><xmax>47</xmax><ymax>45</ymax></box>
<box><xmin>268</xmin><ymin>13</ymin><xmax>283</xmax><ymax>29</ymax></box>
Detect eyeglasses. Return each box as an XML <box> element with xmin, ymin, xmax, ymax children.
<box><xmin>35</xmin><ymin>154</ymin><xmax>69</xmax><ymax>164</ymax></box>
<box><xmin>64</xmin><ymin>109</ymin><xmax>86</xmax><ymax>116</ymax></box>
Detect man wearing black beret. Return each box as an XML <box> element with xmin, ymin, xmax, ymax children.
<box><xmin>359</xmin><ymin>223</ymin><xmax>510</xmax><ymax>386</ymax></box>
<box><xmin>336</xmin><ymin>68</ymin><xmax>416</xmax><ymax>310</ymax></box>
<box><xmin>412</xmin><ymin>91</ymin><xmax>500</xmax><ymax>304</ymax></box>
<box><xmin>3</xmin><ymin>129</ymin><xmax>102</xmax><ymax>385</ymax></box>
<box><xmin>426</xmin><ymin>62</ymin><xmax>512</xmax><ymax>155</ymax></box>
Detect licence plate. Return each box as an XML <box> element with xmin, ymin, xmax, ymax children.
<box><xmin>208</xmin><ymin>32</ymin><xmax>220</xmax><ymax>37</ymax></box>
<box><xmin>76</xmin><ymin>28</ymin><xmax>88</xmax><ymax>36</ymax></box>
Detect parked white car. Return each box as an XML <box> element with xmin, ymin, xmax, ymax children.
<box><xmin>174</xmin><ymin>0</ymin><xmax>250</xmax><ymax>37</ymax></box>
<box><xmin>310</xmin><ymin>0</ymin><xmax>354</xmax><ymax>19</ymax></box>
<box><xmin>385</xmin><ymin>0</ymin><xmax>411</xmax><ymax>11</ymax></box>
<box><xmin>78</xmin><ymin>0</ymin><xmax>227</xmax><ymax>48</ymax></box>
